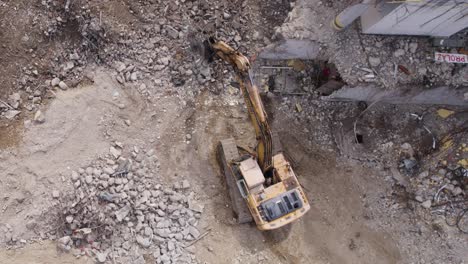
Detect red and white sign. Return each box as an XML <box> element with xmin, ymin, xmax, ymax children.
<box><xmin>435</xmin><ymin>52</ymin><xmax>467</xmax><ymax>64</ymax></box>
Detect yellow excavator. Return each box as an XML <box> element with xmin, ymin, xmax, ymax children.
<box><xmin>206</xmin><ymin>38</ymin><xmax>310</xmax><ymax>230</ymax></box>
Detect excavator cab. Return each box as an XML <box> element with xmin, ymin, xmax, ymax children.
<box><xmin>218</xmin><ymin>139</ymin><xmax>310</xmax><ymax>230</ymax></box>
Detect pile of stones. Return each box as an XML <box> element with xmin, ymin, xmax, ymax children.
<box><xmin>55</xmin><ymin>144</ymin><xmax>204</xmax><ymax>264</ymax></box>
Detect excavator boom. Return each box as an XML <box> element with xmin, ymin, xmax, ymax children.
<box><xmin>208</xmin><ymin>39</ymin><xmax>273</xmax><ymax>173</ymax></box>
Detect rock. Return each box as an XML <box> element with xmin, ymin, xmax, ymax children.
<box><xmin>26</xmin><ymin>220</ymin><xmax>37</xmax><ymax>229</ymax></box>
<box><xmin>421</xmin><ymin>200</ymin><xmax>432</xmax><ymax>209</ymax></box>
<box><xmin>115</xmin><ymin>205</ymin><xmax>131</xmax><ymax>222</ymax></box>
<box><xmin>393</xmin><ymin>49</ymin><xmax>405</xmax><ymax>57</ymax></box>
<box><xmin>32</xmin><ymin>97</ymin><xmax>41</xmax><ymax>104</ymax></box>
<box><xmin>181</xmin><ymin>180</ymin><xmax>190</xmax><ymax>189</ymax></box>
<box><xmin>185</xmin><ymin>134</ymin><xmax>192</xmax><ymax>140</ymax></box>
<box><xmin>116</xmin><ymin>75</ymin><xmax>124</xmax><ymax>84</ymax></box>
<box><xmin>85</xmin><ymin>175</ymin><xmax>93</xmax><ymax>184</ymax></box>
<box><xmin>409</xmin><ymin>42</ymin><xmax>418</xmax><ymax>53</ymax></box>
<box><xmin>66</xmin><ymin>215</ymin><xmax>74</xmax><ymax>224</ymax></box>
<box><xmin>58</xmin><ymin>236</ymin><xmax>71</xmax><ymax>245</ymax></box>
<box><xmin>64</xmin><ymin>61</ymin><xmax>75</xmax><ymax>71</ymax></box>
<box><xmin>110</xmin><ymin>146</ymin><xmax>122</xmax><ymax>159</ymax></box>
<box><xmin>9</xmin><ymin>93</ymin><xmax>21</xmax><ymax>104</ymax></box>
<box><xmin>418</xmin><ymin>67</ymin><xmax>427</xmax><ymax>76</ymax></box>
<box><xmin>103</xmin><ymin>167</ymin><xmax>115</xmax><ymax>175</ymax></box>
<box><xmin>400</xmin><ymin>143</ymin><xmax>414</xmax><ymax>157</ymax></box>
<box><xmin>368</xmin><ymin>57</ymin><xmax>381</xmax><ymax>67</ymax></box>
<box><xmin>188</xmin><ymin>226</ymin><xmax>200</xmax><ymax>238</ymax></box>
<box><xmin>417</xmin><ymin>171</ymin><xmax>429</xmax><ymax>179</ymax></box>
<box><xmin>70</xmin><ymin>53</ymin><xmax>80</xmax><ymax>60</ymax></box>
<box><xmin>252</xmin><ymin>31</ymin><xmax>260</xmax><ymax>40</ymax></box>
<box><xmin>160</xmin><ymin>254</ymin><xmax>171</xmax><ymax>263</ymax></box>
<box><xmin>58</xmin><ymin>81</ymin><xmax>69</xmax><ymax>90</ymax></box>
<box><xmin>71</xmin><ymin>171</ymin><xmax>79</xmax><ymax>181</ymax></box>
<box><xmin>144</xmin><ymin>226</ymin><xmax>153</xmax><ymax>236</ymax></box>
<box><xmin>34</xmin><ymin>110</ymin><xmax>45</xmax><ymax>123</ymax></box>
<box><xmin>160</xmin><ymin>57</ymin><xmax>170</xmax><ymax>66</ymax></box>
<box><xmin>74</xmin><ymin>180</ymin><xmax>81</xmax><ymax>188</ymax></box>
<box><xmin>4</xmin><ymin>110</ymin><xmax>21</xmax><ymax>120</ymax></box>
<box><xmin>167</xmin><ymin>240</ymin><xmax>175</xmax><ymax>251</ymax></box>
<box><xmin>437</xmin><ymin>168</ymin><xmax>447</xmax><ymax>176</ymax></box>
<box><xmin>130</xmin><ymin>72</ymin><xmax>138</xmax><ymax>81</ymax></box>
<box><xmin>96</xmin><ymin>252</ymin><xmax>107</xmax><ymax>263</ymax></box>
<box><xmin>52</xmin><ymin>190</ymin><xmax>60</xmax><ymax>198</ymax></box>
<box><xmin>136</xmin><ymin>235</ymin><xmax>151</xmax><ymax>248</ymax></box>
<box><xmin>166</xmin><ymin>26</ymin><xmax>179</xmax><ymax>39</ymax></box>
<box><xmin>452</xmin><ymin>187</ymin><xmax>463</xmax><ymax>196</ymax></box>
<box><xmin>189</xmin><ymin>200</ymin><xmax>204</xmax><ymax>213</ymax></box>
<box><xmin>51</xmin><ymin>78</ymin><xmax>61</xmax><ymax>87</ymax></box>
<box><xmin>57</xmin><ymin>236</ymin><xmax>71</xmax><ymax>252</ymax></box>
<box><xmin>415</xmin><ymin>195</ymin><xmax>423</xmax><ymax>202</ymax></box>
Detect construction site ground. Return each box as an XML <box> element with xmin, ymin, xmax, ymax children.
<box><xmin>0</xmin><ymin>1</ymin><xmax>467</xmax><ymax>264</ymax></box>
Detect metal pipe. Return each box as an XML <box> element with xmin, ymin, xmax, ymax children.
<box><xmin>332</xmin><ymin>0</ymin><xmax>373</xmax><ymax>30</ymax></box>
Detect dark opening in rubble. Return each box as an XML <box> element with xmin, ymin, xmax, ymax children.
<box><xmin>255</xmin><ymin>59</ymin><xmax>344</xmax><ymax>96</ymax></box>
<box><xmin>355</xmin><ymin>134</ymin><xmax>364</xmax><ymax>144</ymax></box>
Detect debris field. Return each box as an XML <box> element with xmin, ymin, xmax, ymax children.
<box><xmin>0</xmin><ymin>0</ymin><xmax>467</xmax><ymax>264</ymax></box>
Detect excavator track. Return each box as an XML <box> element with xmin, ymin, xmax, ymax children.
<box><xmin>217</xmin><ymin>138</ymin><xmax>253</xmax><ymax>224</ymax></box>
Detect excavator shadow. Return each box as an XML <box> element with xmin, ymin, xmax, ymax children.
<box><xmin>262</xmin><ymin>223</ymin><xmax>293</xmax><ymax>243</ymax></box>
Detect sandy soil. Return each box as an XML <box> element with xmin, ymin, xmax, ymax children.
<box><xmin>0</xmin><ymin>241</ymin><xmax>92</xmax><ymax>264</ymax></box>
<box><xmin>1</xmin><ymin>70</ymin><xmax>402</xmax><ymax>263</ymax></box>
<box><xmin>0</xmin><ymin>1</ymin><xmax>466</xmax><ymax>264</ymax></box>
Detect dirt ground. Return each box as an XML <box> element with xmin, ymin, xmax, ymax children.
<box><xmin>0</xmin><ymin>1</ymin><xmax>467</xmax><ymax>264</ymax></box>
<box><xmin>0</xmin><ymin>69</ymin><xmax>403</xmax><ymax>264</ymax></box>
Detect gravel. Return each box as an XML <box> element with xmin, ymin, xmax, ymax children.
<box><xmin>53</xmin><ymin>145</ymin><xmax>203</xmax><ymax>263</ymax></box>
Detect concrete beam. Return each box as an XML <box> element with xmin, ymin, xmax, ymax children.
<box><xmin>258</xmin><ymin>39</ymin><xmax>320</xmax><ymax>60</ymax></box>
<box><xmin>322</xmin><ymin>85</ymin><xmax>468</xmax><ymax>106</ymax></box>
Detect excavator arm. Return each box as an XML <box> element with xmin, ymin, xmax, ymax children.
<box><xmin>207</xmin><ymin>38</ymin><xmax>273</xmax><ymax>173</ymax></box>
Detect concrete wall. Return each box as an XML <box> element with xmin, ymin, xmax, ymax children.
<box><xmin>361</xmin><ymin>1</ymin><xmax>468</xmax><ymax>37</ymax></box>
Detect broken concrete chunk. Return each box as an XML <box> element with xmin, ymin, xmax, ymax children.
<box><xmin>181</xmin><ymin>180</ymin><xmax>190</xmax><ymax>189</ymax></box>
<box><xmin>52</xmin><ymin>190</ymin><xmax>60</xmax><ymax>198</ymax></box>
<box><xmin>421</xmin><ymin>200</ymin><xmax>432</xmax><ymax>209</ymax></box>
<box><xmin>136</xmin><ymin>235</ymin><xmax>151</xmax><ymax>248</ymax></box>
<box><xmin>51</xmin><ymin>77</ymin><xmax>61</xmax><ymax>87</ymax></box>
<box><xmin>115</xmin><ymin>205</ymin><xmax>131</xmax><ymax>222</ymax></box>
<box><xmin>96</xmin><ymin>251</ymin><xmax>108</xmax><ymax>263</ymax></box>
<box><xmin>57</xmin><ymin>236</ymin><xmax>71</xmax><ymax>252</ymax></box>
<box><xmin>393</xmin><ymin>49</ymin><xmax>405</xmax><ymax>57</ymax></box>
<box><xmin>409</xmin><ymin>42</ymin><xmax>418</xmax><ymax>53</ymax></box>
<box><xmin>34</xmin><ymin>110</ymin><xmax>45</xmax><ymax>123</ymax></box>
<box><xmin>369</xmin><ymin>57</ymin><xmax>381</xmax><ymax>67</ymax></box>
<box><xmin>4</xmin><ymin>110</ymin><xmax>21</xmax><ymax>120</ymax></box>
<box><xmin>188</xmin><ymin>199</ymin><xmax>204</xmax><ymax>213</ymax></box>
<box><xmin>65</xmin><ymin>215</ymin><xmax>74</xmax><ymax>224</ymax></box>
<box><xmin>452</xmin><ymin>187</ymin><xmax>463</xmax><ymax>196</ymax></box>
<box><xmin>110</xmin><ymin>146</ymin><xmax>122</xmax><ymax>159</ymax></box>
<box><xmin>58</xmin><ymin>81</ymin><xmax>69</xmax><ymax>90</ymax></box>
<box><xmin>188</xmin><ymin>226</ymin><xmax>200</xmax><ymax>238</ymax></box>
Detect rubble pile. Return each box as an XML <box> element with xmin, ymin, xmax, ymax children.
<box><xmin>408</xmin><ymin>138</ymin><xmax>468</xmax><ymax>233</ymax></box>
<box><xmin>0</xmin><ymin>0</ymin><xmax>107</xmax><ymax>121</ymax></box>
<box><xmin>275</xmin><ymin>0</ymin><xmax>468</xmax><ymax>89</ymax></box>
<box><xmin>96</xmin><ymin>0</ymin><xmax>289</xmax><ymax>98</ymax></box>
<box><xmin>0</xmin><ymin>0</ymin><xmax>290</xmax><ymax>120</ymax></box>
<box><xmin>410</xmin><ymin>166</ymin><xmax>466</xmax><ymax>208</ymax></box>
<box><xmin>52</xmin><ymin>144</ymin><xmax>204</xmax><ymax>263</ymax></box>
